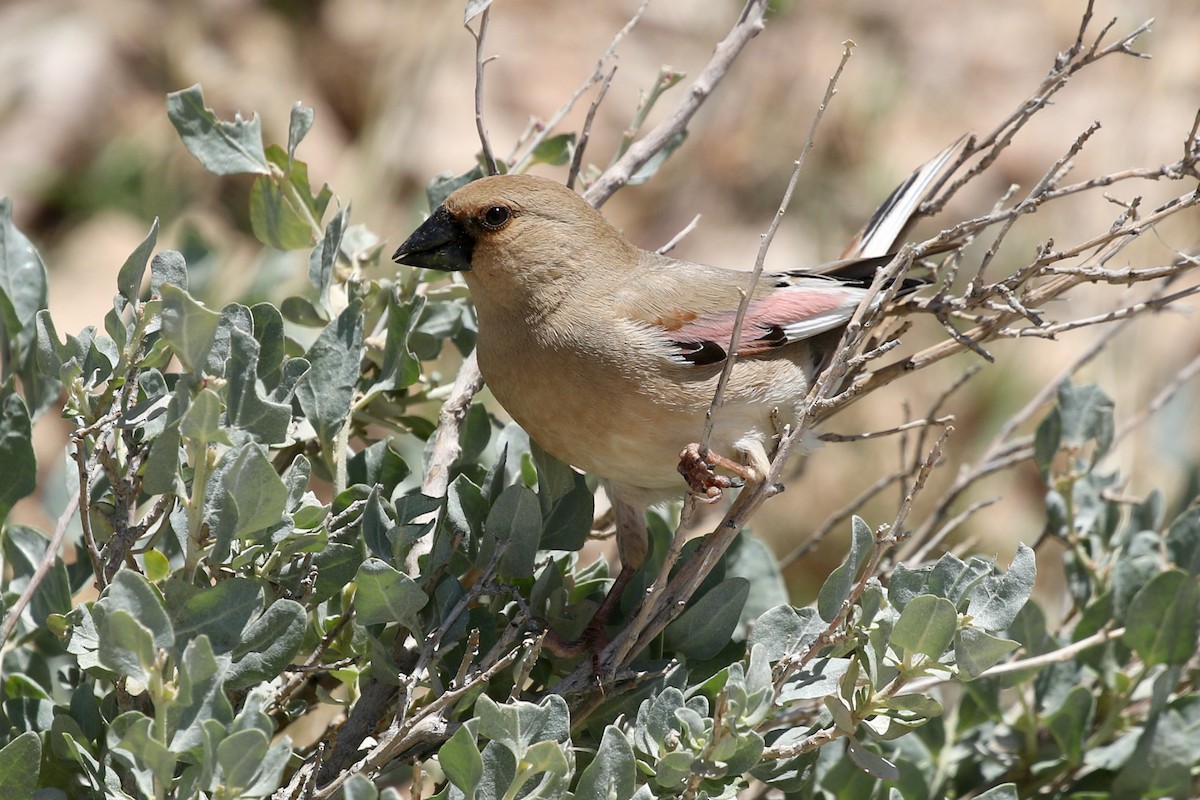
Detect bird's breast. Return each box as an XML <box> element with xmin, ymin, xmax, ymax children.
<box><xmin>473</xmin><ymin>312</ymin><xmax>812</xmax><ymax>493</ymax></box>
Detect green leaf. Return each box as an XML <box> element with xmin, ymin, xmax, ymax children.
<box><xmin>118</xmin><ymin>218</ymin><xmax>159</xmax><ymax>303</ymax></box>
<box><xmin>102</xmin><ymin>570</ymin><xmax>175</xmax><ymax>651</ymax></box>
<box><xmin>1165</xmin><ymin>506</ymin><xmax>1200</xmax><ymax>576</ymax></box>
<box><xmin>475</xmin><ymin>694</ymin><xmax>570</xmax><ymax>760</ymax></box>
<box><xmin>439</xmin><ymin>721</ymin><xmax>483</xmax><ymax>799</ymax></box>
<box><xmin>1045</xmin><ymin>684</ymin><xmax>1094</xmax><ymax>763</ymax></box>
<box><xmin>464</xmin><ymin>0</ymin><xmax>494</xmax><ymax>26</ymax></box>
<box><xmin>167</xmin><ymin>635</ymin><xmax>234</xmax><ymax>752</ymax></box>
<box><xmin>818</xmin><ymin>516</ymin><xmax>874</xmax><ymax>622</ymax></box>
<box><xmin>777</xmin><ymin>657</ymin><xmax>852</xmax><ymax>703</ymax></box>
<box><xmin>426</xmin><ymin>165</ymin><xmax>485</xmax><ymax>209</ymax></box>
<box><xmin>225</xmin><ymin>326</ymin><xmax>293</xmax><ymax>443</ymax></box>
<box><xmin>966</xmin><ymin>543</ymin><xmax>1035</xmax><ymax>630</ymax></box>
<box><xmin>1033</xmin><ymin>407</ymin><xmax>1061</xmax><ymax>477</ymax></box>
<box><xmin>354</xmin><ymin>558</ymin><xmax>428</xmax><ymax>632</ymax></box>
<box><xmin>166</xmin><ymin>84</ymin><xmax>269</xmax><ymax>176</ymax></box>
<box><xmin>0</xmin><ymin>731</ymin><xmax>40</xmax><ymax>798</ymax></box>
<box><xmin>96</xmin><ymin>609</ymin><xmax>157</xmax><ymax>685</ymax></box>
<box><xmin>663</xmin><ymin>578</ymin><xmax>750</xmax><ymax>660</ymax></box>
<box><xmin>1056</xmin><ymin>382</ymin><xmax>1115</xmax><ymax>458</ymax></box>
<box><xmin>150</xmin><ymin>249</ymin><xmax>189</xmax><ymax>296</ymax></box>
<box><xmin>519</xmin><ymin>738</ymin><xmax>570</xmax><ymax>776</ymax></box>
<box><xmin>481</xmin><ymin>484</ymin><xmax>542</xmax><ymax>579</ymax></box>
<box><xmin>973</xmin><ymin>785</ymin><xmax>1018</xmax><ymax>800</ymax></box>
<box><xmin>214</xmin><ymin>442</ymin><xmax>289</xmax><ymax>546</ymax></box>
<box><xmin>539</xmin><ymin>478</ymin><xmax>593</xmax><ymax>552</ymax></box>
<box><xmin>1112</xmin><ymin>705</ymin><xmax>1194</xmax><ymax>799</ymax></box>
<box><xmin>0</xmin><ymin>198</ymin><xmax>49</xmax><ymax>357</ymax></box>
<box><xmin>217</xmin><ymin>728</ymin><xmax>270</xmax><ymax>793</ymax></box>
<box><xmin>527</xmin><ymin>133</ymin><xmax>576</xmax><ymax>167</ymax></box>
<box><xmin>249</xmin><ymin>144</ymin><xmax>329</xmax><ymax>250</ymax></box>
<box><xmin>111</xmin><ymin>711</ymin><xmax>178</xmax><ymax>791</ymax></box>
<box><xmin>954</xmin><ymin>627</ymin><xmax>1019</xmax><ymax>680</ymax></box>
<box><xmin>287</xmin><ymin>101</ymin><xmax>315</xmax><ymax>164</ymax></box>
<box><xmin>748</xmin><ymin>605</ymin><xmax>826</xmax><ymax>663</ymax></box>
<box><xmin>2</xmin><ymin>524</ymin><xmax>71</xmax><ymax>625</ymax></box>
<box><xmin>845</xmin><ymin>738</ymin><xmax>900</xmax><ymax>780</ymax></box>
<box><xmin>0</xmin><ymin>389</ymin><xmax>35</xmax><ymax>524</ymax></box>
<box><xmin>726</xmin><ymin>532</ymin><xmax>789</xmax><ymax>638</ymax></box>
<box><xmin>168</xmin><ymin>577</ymin><xmax>263</xmax><ymax>656</ymax></box>
<box><xmin>160</xmin><ymin>284</ymin><xmax>220</xmax><ymax>374</ymax></box>
<box><xmin>344</xmin><ymin>773</ymin><xmax>379</xmax><ymax>800</ymax></box>
<box><xmin>228</xmin><ymin>599</ymin><xmax>306</xmax><ymax>689</ymax></box>
<box><xmin>892</xmin><ymin>595</ymin><xmax>957</xmax><ymax>661</ymax></box>
<box><xmin>309</xmin><ymin>206</ymin><xmax>347</xmax><ymax>306</ymax></box>
<box><xmin>373</xmin><ymin>293</ymin><xmax>424</xmax><ymax>395</ymax></box>
<box><xmin>1123</xmin><ymin>569</ymin><xmax>1199</xmax><ymax>665</ymax></box>
<box><xmin>575</xmin><ymin>725</ymin><xmax>635</xmax><ymax>800</ymax></box>
<box><xmin>295</xmin><ymin>299</ymin><xmax>364</xmax><ymax>454</ymax></box>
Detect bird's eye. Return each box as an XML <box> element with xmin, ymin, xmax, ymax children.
<box><xmin>481</xmin><ymin>205</ymin><xmax>511</xmax><ymax>230</ymax></box>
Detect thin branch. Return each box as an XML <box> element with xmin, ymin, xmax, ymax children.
<box><xmin>0</xmin><ymin>489</ymin><xmax>82</xmax><ymax>680</ymax></box>
<box><xmin>699</xmin><ymin>40</ymin><xmax>856</xmax><ymax>454</ymax></box>
<box><xmin>900</xmin><ymin>626</ymin><xmax>1126</xmax><ymax>695</ymax></box>
<box><xmin>511</xmin><ymin>0</ymin><xmax>653</xmax><ymax>169</ymax></box>
<box><xmin>405</xmin><ymin>350</ymin><xmax>485</xmax><ymax>575</ymax></box>
<box><xmin>1109</xmin><ymin>349</ymin><xmax>1200</xmax><ymax>451</ymax></box>
<box><xmin>656</xmin><ymin>213</ymin><xmax>702</xmax><ymax>256</ymax></box>
<box><xmin>467</xmin><ymin>8</ymin><xmax>498</xmax><ymax>175</ymax></box>
<box><xmin>567</xmin><ymin>66</ymin><xmax>617</xmax><ymax>190</ymax></box>
<box><xmin>583</xmin><ymin>0</ymin><xmax>770</xmax><ymax>207</ymax></box>
<box><xmin>818</xmin><ymin>415</ymin><xmax>953</xmax><ymax>444</ymax></box>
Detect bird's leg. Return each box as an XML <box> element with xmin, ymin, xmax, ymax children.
<box><xmin>677</xmin><ymin>443</ymin><xmax>755</xmax><ymax>500</ymax></box>
<box><xmin>544</xmin><ymin>493</ymin><xmax>647</xmax><ymax>658</ymax></box>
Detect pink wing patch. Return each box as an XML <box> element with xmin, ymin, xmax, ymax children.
<box><xmin>663</xmin><ymin>286</ymin><xmax>855</xmax><ymax>365</ymax></box>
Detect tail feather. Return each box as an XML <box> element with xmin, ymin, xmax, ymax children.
<box><xmin>839</xmin><ymin>136</ymin><xmax>967</xmax><ymax>261</ymax></box>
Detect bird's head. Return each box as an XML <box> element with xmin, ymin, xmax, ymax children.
<box><xmin>393</xmin><ymin>174</ymin><xmax>638</xmax><ymax>304</ymax></box>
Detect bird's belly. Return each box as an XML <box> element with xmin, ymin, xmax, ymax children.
<box><xmin>478</xmin><ymin>338</ymin><xmax>802</xmax><ymax>492</ymax></box>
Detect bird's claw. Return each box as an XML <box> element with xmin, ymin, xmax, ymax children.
<box><xmin>678</xmin><ymin>443</ymin><xmax>750</xmax><ymax>501</ymax></box>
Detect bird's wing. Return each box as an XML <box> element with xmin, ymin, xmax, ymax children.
<box><xmin>623</xmin><ymin>137</ymin><xmax>968</xmax><ymax>367</ymax></box>
<box><xmin>623</xmin><ymin>264</ymin><xmax>885</xmax><ymax>367</ymax></box>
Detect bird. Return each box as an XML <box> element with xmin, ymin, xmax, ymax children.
<box><xmin>393</xmin><ymin>140</ymin><xmax>962</xmax><ymax>647</ymax></box>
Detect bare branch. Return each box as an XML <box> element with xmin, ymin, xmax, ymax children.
<box><xmin>511</xmin><ymin>0</ymin><xmax>654</xmax><ymax>169</ymax></box>
<box><xmin>656</xmin><ymin>213</ymin><xmax>702</xmax><ymax>256</ymax></box>
<box><xmin>467</xmin><ymin>8</ymin><xmax>498</xmax><ymax>175</ymax></box>
<box><xmin>405</xmin><ymin>351</ymin><xmax>485</xmax><ymax>575</ymax></box>
<box><xmin>583</xmin><ymin>0</ymin><xmax>770</xmax><ymax>207</ymax></box>
<box><xmin>567</xmin><ymin>66</ymin><xmax>617</xmax><ymax>190</ymax></box>
<box><xmin>699</xmin><ymin>40</ymin><xmax>856</xmax><ymax>454</ymax></box>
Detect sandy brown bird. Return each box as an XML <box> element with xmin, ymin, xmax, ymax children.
<box><xmin>394</xmin><ymin>141</ymin><xmax>960</xmax><ymax>642</ymax></box>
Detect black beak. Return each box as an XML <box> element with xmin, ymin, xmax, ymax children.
<box><xmin>392</xmin><ymin>206</ymin><xmax>474</xmax><ymax>272</ymax></box>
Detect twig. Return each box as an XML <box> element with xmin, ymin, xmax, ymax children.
<box><xmin>511</xmin><ymin>0</ymin><xmax>653</xmax><ymax>170</ymax></box>
<box><xmin>405</xmin><ymin>351</ymin><xmax>485</xmax><ymax>575</ymax></box>
<box><xmin>583</xmin><ymin>0</ymin><xmax>770</xmax><ymax>207</ymax></box>
<box><xmin>656</xmin><ymin>213</ymin><xmax>702</xmax><ymax>256</ymax></box>
<box><xmin>467</xmin><ymin>7</ymin><xmax>498</xmax><ymax>175</ymax></box>
<box><xmin>818</xmin><ymin>415</ymin><xmax>953</xmax><ymax>443</ymax></box>
<box><xmin>900</xmin><ymin>626</ymin><xmax>1126</xmax><ymax>696</ymax></box>
<box><xmin>699</xmin><ymin>40</ymin><xmax>856</xmax><ymax>454</ymax></box>
<box><xmin>0</xmin><ymin>489</ymin><xmax>82</xmax><ymax>681</ymax></box>
<box><xmin>1108</xmin><ymin>349</ymin><xmax>1200</xmax><ymax>451</ymax></box>
<box><xmin>567</xmin><ymin>66</ymin><xmax>617</xmax><ymax>190</ymax></box>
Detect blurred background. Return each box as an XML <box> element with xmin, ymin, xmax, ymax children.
<box><xmin>4</xmin><ymin>0</ymin><xmax>1198</xmax><ymax>606</ymax></box>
